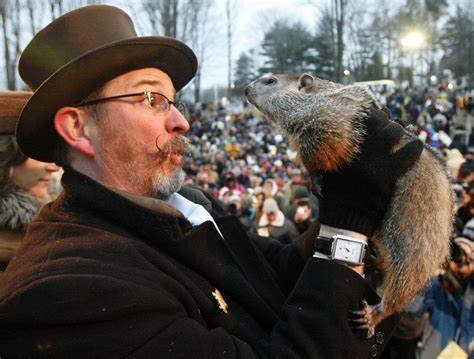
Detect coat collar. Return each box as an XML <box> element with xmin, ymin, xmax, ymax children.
<box><xmin>60</xmin><ymin>167</ymin><xmax>194</xmax><ymax>240</ymax></box>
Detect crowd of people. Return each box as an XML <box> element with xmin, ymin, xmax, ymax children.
<box><xmin>0</xmin><ymin>4</ymin><xmax>472</xmax><ymax>358</ymax></box>
<box><xmin>181</xmin><ymin>106</ymin><xmax>319</xmax><ymax>240</ymax></box>
<box><xmin>177</xmin><ymin>85</ymin><xmax>474</xmax><ymax>358</ymax></box>
<box><xmin>178</xmin><ymin>85</ymin><xmax>474</xmax><ymax>241</ymax></box>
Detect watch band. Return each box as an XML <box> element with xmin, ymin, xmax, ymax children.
<box><xmin>314</xmin><ymin>235</ymin><xmax>334</xmax><ymax>256</ymax></box>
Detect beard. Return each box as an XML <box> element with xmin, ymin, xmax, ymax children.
<box><xmin>151</xmin><ymin>166</ymin><xmax>185</xmax><ymax>200</ymax></box>
<box><xmin>115</xmin><ymin>134</ymin><xmax>189</xmax><ymax>200</ymax></box>
<box><xmin>149</xmin><ymin>134</ymin><xmax>189</xmax><ymax>200</ymax></box>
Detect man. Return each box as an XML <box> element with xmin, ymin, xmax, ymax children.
<box><xmin>0</xmin><ymin>5</ymin><xmax>418</xmax><ymax>358</ymax></box>
<box><xmin>253</xmin><ymin>198</ymin><xmax>299</xmax><ymax>244</ymax></box>
<box><xmin>410</xmin><ymin>237</ymin><xmax>473</xmax><ymax>358</ymax></box>
<box><xmin>381</xmin><ymin>237</ymin><xmax>473</xmax><ymax>359</ymax></box>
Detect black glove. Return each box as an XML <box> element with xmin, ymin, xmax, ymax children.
<box><xmin>315</xmin><ymin>108</ymin><xmax>423</xmax><ymax>236</ymax></box>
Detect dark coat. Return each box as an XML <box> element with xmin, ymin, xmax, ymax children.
<box><xmin>0</xmin><ymin>168</ymin><xmax>395</xmax><ymax>358</ymax></box>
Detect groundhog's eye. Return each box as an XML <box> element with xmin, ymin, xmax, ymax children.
<box><xmin>266</xmin><ymin>77</ymin><xmax>277</xmax><ymax>85</ymax></box>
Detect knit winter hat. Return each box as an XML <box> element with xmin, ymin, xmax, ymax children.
<box><xmin>454</xmin><ymin>237</ymin><xmax>473</xmax><ymax>257</ymax></box>
<box><xmin>462</xmin><ymin>218</ymin><xmax>474</xmax><ymax>241</ymax></box>
<box><xmin>262</xmin><ymin>198</ymin><xmax>279</xmax><ymax>214</ymax></box>
<box><xmin>293</xmin><ymin>185</ymin><xmax>309</xmax><ymax>200</ymax></box>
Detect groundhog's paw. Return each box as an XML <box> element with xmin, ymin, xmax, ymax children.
<box><xmin>348</xmin><ymin>300</ymin><xmax>378</xmax><ymax>338</ymax></box>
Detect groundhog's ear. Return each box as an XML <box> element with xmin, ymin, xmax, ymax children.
<box><xmin>298</xmin><ymin>74</ymin><xmax>314</xmax><ymax>90</ymax></box>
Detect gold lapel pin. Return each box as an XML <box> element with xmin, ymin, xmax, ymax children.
<box><xmin>212</xmin><ymin>288</ymin><xmax>228</xmax><ymax>314</ymax></box>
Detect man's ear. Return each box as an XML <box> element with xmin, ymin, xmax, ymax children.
<box><xmin>54</xmin><ymin>107</ymin><xmax>96</xmax><ymax>157</ymax></box>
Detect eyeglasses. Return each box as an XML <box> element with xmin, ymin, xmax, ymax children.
<box><xmin>75</xmin><ymin>91</ymin><xmax>187</xmax><ymax>115</ymax></box>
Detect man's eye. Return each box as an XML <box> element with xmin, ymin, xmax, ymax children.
<box><xmin>151</xmin><ymin>94</ymin><xmax>169</xmax><ymax>110</ymax></box>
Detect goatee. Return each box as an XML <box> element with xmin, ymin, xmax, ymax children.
<box><xmin>152</xmin><ymin>135</ymin><xmax>189</xmax><ymax>199</ymax></box>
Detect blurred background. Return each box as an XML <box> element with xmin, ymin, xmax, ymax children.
<box><xmin>1</xmin><ymin>0</ymin><xmax>474</xmax><ymax>207</ymax></box>
<box><xmin>0</xmin><ymin>0</ymin><xmax>472</xmax><ymax>100</ymax></box>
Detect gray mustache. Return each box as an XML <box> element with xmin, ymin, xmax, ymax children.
<box><xmin>156</xmin><ymin>135</ymin><xmax>189</xmax><ymax>159</ymax></box>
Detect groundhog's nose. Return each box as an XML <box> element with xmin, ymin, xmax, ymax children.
<box><xmin>244</xmin><ymin>86</ymin><xmax>250</xmax><ymax>97</ymax></box>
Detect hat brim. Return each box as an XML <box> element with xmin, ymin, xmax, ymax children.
<box><xmin>17</xmin><ymin>36</ymin><xmax>197</xmax><ymax>162</ymax></box>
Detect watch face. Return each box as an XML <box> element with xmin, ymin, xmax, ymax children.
<box><xmin>333</xmin><ymin>239</ymin><xmax>363</xmax><ymax>263</ymax></box>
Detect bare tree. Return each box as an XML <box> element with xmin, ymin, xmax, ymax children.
<box><xmin>185</xmin><ymin>0</ymin><xmax>214</xmax><ymax>103</ymax></box>
<box><xmin>333</xmin><ymin>0</ymin><xmax>346</xmax><ymax>82</ymax></box>
<box><xmin>346</xmin><ymin>1</ymin><xmax>390</xmax><ymax>81</ymax></box>
<box><xmin>0</xmin><ymin>0</ymin><xmax>21</xmax><ymax>89</ymax></box>
<box><xmin>48</xmin><ymin>0</ymin><xmax>63</xmax><ymax>20</ymax></box>
<box><xmin>225</xmin><ymin>0</ymin><xmax>238</xmax><ymax>99</ymax></box>
<box><xmin>47</xmin><ymin>0</ymin><xmax>100</xmax><ymax>21</ymax></box>
<box><xmin>142</xmin><ymin>0</ymin><xmax>179</xmax><ymax>37</ymax></box>
<box><xmin>163</xmin><ymin>0</ymin><xmax>179</xmax><ymax>37</ymax></box>
<box><xmin>26</xmin><ymin>0</ymin><xmax>47</xmax><ymax>35</ymax></box>
<box><xmin>138</xmin><ymin>0</ymin><xmax>217</xmax><ymax>102</ymax></box>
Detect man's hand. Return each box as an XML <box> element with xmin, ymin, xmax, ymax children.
<box><xmin>315</xmin><ymin>108</ymin><xmax>423</xmax><ymax>236</ymax></box>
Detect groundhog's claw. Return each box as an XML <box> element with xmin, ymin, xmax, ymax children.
<box><xmin>348</xmin><ymin>300</ymin><xmax>376</xmax><ymax>338</ymax></box>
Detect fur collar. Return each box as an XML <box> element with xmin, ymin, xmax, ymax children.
<box><xmin>0</xmin><ymin>182</ymin><xmax>41</xmax><ymax>230</ymax></box>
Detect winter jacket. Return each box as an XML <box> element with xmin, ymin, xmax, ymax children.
<box><xmin>408</xmin><ymin>273</ymin><xmax>473</xmax><ymax>358</ymax></box>
<box><xmin>253</xmin><ymin>210</ymin><xmax>299</xmax><ymax>244</ymax></box>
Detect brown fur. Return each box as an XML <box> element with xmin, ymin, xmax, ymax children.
<box><xmin>246</xmin><ymin>73</ymin><xmax>454</xmax><ymax>333</ymax></box>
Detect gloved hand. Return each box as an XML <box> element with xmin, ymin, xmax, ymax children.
<box><xmin>314</xmin><ymin>108</ymin><xmax>423</xmax><ymax>237</ymax></box>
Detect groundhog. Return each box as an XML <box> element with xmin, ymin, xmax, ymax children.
<box><xmin>245</xmin><ymin>73</ymin><xmax>454</xmax><ymax>336</ymax></box>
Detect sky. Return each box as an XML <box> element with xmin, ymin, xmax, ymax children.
<box><xmin>198</xmin><ymin>0</ymin><xmax>325</xmax><ymax>89</ymax></box>
<box><xmin>8</xmin><ymin>0</ymin><xmax>456</xmax><ymax>92</ymax></box>
<box><xmin>0</xmin><ymin>0</ymin><xmax>327</xmax><ymax>91</ymax></box>
<box><xmin>63</xmin><ymin>0</ymin><xmax>325</xmax><ymax>90</ymax></box>
<box><xmin>196</xmin><ymin>0</ymin><xmax>461</xmax><ymax>90</ymax></box>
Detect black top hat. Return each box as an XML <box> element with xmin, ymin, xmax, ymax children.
<box><xmin>17</xmin><ymin>5</ymin><xmax>197</xmax><ymax>162</ymax></box>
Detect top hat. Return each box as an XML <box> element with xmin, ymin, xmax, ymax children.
<box><xmin>0</xmin><ymin>91</ymin><xmax>32</xmax><ymax>135</ymax></box>
<box><xmin>16</xmin><ymin>5</ymin><xmax>197</xmax><ymax>162</ymax></box>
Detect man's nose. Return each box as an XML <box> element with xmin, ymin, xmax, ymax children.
<box><xmin>165</xmin><ymin>106</ymin><xmax>189</xmax><ymax>134</ymax></box>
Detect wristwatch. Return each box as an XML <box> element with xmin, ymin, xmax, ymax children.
<box><xmin>314</xmin><ymin>234</ymin><xmax>368</xmax><ymax>266</ymax></box>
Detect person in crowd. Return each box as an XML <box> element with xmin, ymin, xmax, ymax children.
<box><xmin>251</xmin><ymin>186</ymin><xmax>266</xmax><ymax>224</ymax></box>
<box><xmin>284</xmin><ymin>185</ymin><xmax>319</xmax><ymax>234</ymax></box>
<box><xmin>236</xmin><ymin>164</ymin><xmax>252</xmax><ymax>189</ymax></box>
<box><xmin>273</xmin><ymin>176</ymin><xmax>290</xmax><ymax>209</ymax></box>
<box><xmin>407</xmin><ymin>237</ymin><xmax>473</xmax><ymax>358</ymax></box>
<box><xmin>262</xmin><ymin>177</ymin><xmax>278</xmax><ymax>199</ymax></box>
<box><xmin>226</xmin><ymin>190</ymin><xmax>255</xmax><ymax>231</ymax></box>
<box><xmin>198</xmin><ymin>162</ymin><xmax>220</xmax><ymax>196</ymax></box>
<box><xmin>457</xmin><ymin>150</ymin><xmax>474</xmax><ymax>183</ymax></box>
<box><xmin>218</xmin><ymin>172</ymin><xmax>244</xmax><ymax>201</ymax></box>
<box><xmin>446</xmin><ymin>148</ymin><xmax>466</xmax><ymax>180</ymax></box>
<box><xmin>461</xmin><ymin>217</ymin><xmax>474</xmax><ymax>242</ymax></box>
<box><xmin>252</xmin><ymin>198</ymin><xmax>299</xmax><ymax>244</ymax></box>
<box><xmin>466</xmin><ymin>96</ymin><xmax>473</xmax><ymax>115</ymax></box>
<box><xmin>0</xmin><ymin>5</ymin><xmax>422</xmax><ymax>357</ymax></box>
<box><xmin>456</xmin><ymin>182</ymin><xmax>474</xmax><ymax>228</ymax></box>
<box><xmin>262</xmin><ymin>177</ymin><xmax>289</xmax><ymax>211</ymax></box>
<box><xmin>0</xmin><ymin>91</ymin><xmax>60</xmax><ymax>271</ymax></box>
